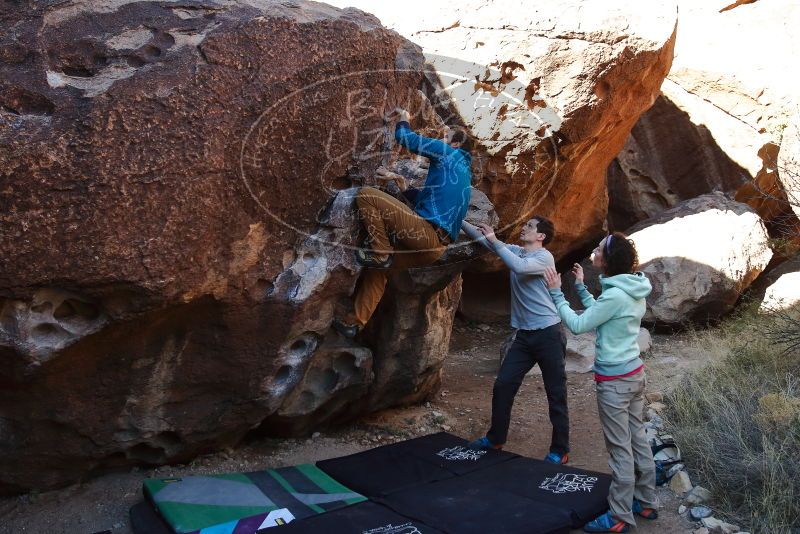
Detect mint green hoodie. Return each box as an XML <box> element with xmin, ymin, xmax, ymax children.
<box><xmin>549</xmin><ymin>272</ymin><xmax>652</xmax><ymax>376</ymax></box>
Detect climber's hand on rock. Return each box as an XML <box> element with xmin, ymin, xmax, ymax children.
<box><xmin>375</xmin><ymin>166</ymin><xmax>408</xmax><ymax>191</ymax></box>
<box><xmin>477</xmin><ymin>223</ymin><xmax>498</xmax><ymax>243</ymax></box>
<box><xmin>544</xmin><ymin>267</ymin><xmax>562</xmax><ymax>289</ymax></box>
<box><xmin>388</xmin><ymin>107</ymin><xmax>411</xmax><ymax>122</ymax></box>
<box><xmin>572</xmin><ymin>263</ymin><xmax>584</xmax><ymax>284</ymax></box>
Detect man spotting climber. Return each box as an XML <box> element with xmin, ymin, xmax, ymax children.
<box><xmin>461</xmin><ymin>217</ymin><xmax>570</xmax><ymax>464</ymax></box>
<box><xmin>332</xmin><ymin>108</ymin><xmax>472</xmax><ymax>338</ymax></box>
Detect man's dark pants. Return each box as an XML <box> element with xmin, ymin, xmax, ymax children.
<box><xmin>487</xmin><ymin>323</ymin><xmax>569</xmax><ymax>455</ymax></box>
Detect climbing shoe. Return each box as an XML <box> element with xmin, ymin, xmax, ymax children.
<box><xmin>332</xmin><ymin>319</ymin><xmax>360</xmax><ymax>339</ymax></box>
<box><xmin>583</xmin><ymin>512</ymin><xmax>630</xmax><ymax>533</ymax></box>
<box><xmin>632</xmin><ymin>499</ymin><xmax>658</xmax><ymax>520</ymax></box>
<box><xmin>544</xmin><ymin>451</ymin><xmax>569</xmax><ymax>464</ymax></box>
<box><xmin>355</xmin><ymin>248</ymin><xmax>393</xmax><ymax>269</ymax></box>
<box><xmin>467</xmin><ymin>436</ymin><xmax>503</xmax><ymax>451</ymax></box>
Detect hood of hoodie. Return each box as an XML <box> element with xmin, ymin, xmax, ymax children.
<box><xmin>599</xmin><ymin>272</ymin><xmax>652</xmax><ymax>300</ymax></box>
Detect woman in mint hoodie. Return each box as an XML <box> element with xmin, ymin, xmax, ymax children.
<box><xmin>544</xmin><ymin>232</ymin><xmax>657</xmax><ymax>534</ymax></box>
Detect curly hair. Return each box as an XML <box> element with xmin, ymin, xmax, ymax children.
<box><xmin>603</xmin><ymin>231</ymin><xmax>639</xmax><ymax>276</ymax></box>
<box><xmin>449</xmin><ymin>128</ymin><xmax>471</xmax><ymax>151</ymax></box>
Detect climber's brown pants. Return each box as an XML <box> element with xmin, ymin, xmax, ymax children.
<box><xmin>345</xmin><ymin>187</ymin><xmax>447</xmax><ymax>327</ymax></box>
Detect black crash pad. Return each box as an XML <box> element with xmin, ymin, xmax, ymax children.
<box><xmin>131</xmin><ymin>433</ymin><xmax>607</xmax><ymax>534</ymax></box>
<box><xmin>378</xmin><ymin>477</ymin><xmax>572</xmax><ymax>534</ymax></box>
<box><xmin>457</xmin><ymin>457</ymin><xmax>612</xmax><ymax>527</ymax></box>
<box><xmin>316</xmin><ymin>432</ymin><xmax>518</xmax><ymax>497</ymax></box>
<box><xmin>278</xmin><ymin>501</ymin><xmax>445</xmax><ymax>533</ymax></box>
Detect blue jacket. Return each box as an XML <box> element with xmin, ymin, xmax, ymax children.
<box><xmin>395</xmin><ymin>121</ymin><xmax>472</xmax><ymax>241</ymax></box>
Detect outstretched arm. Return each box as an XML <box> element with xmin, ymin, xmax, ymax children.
<box><xmin>461</xmin><ymin>221</ymin><xmax>496</xmax><ymax>251</ymax></box>
<box><xmin>544</xmin><ymin>267</ymin><xmax>620</xmax><ymax>334</ymax></box>
<box><xmin>463</xmin><ymin>222</ymin><xmax>551</xmax><ymax>275</ymax></box>
<box><xmin>495</xmin><ymin>245</ymin><xmax>551</xmax><ymax>275</ymax></box>
<box><xmin>394</xmin><ymin>121</ymin><xmax>458</xmax><ymax>160</ymax></box>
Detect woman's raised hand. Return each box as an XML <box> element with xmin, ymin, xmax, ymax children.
<box><xmin>544</xmin><ymin>267</ymin><xmax>562</xmax><ymax>289</ymax></box>
<box><xmin>572</xmin><ymin>263</ymin><xmax>584</xmax><ymax>284</ymax></box>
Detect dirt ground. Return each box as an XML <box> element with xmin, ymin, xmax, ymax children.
<box><xmin>0</xmin><ymin>318</ymin><xmax>711</xmax><ymax>534</ymax></box>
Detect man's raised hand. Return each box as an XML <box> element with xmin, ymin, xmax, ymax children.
<box><xmin>477</xmin><ymin>223</ymin><xmax>499</xmax><ymax>244</ymax></box>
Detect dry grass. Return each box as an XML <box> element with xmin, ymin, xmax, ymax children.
<box><xmin>664</xmin><ymin>303</ymin><xmax>800</xmax><ymax>533</ymax></box>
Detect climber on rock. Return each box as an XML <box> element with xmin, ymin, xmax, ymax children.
<box><xmin>461</xmin><ymin>217</ymin><xmax>570</xmax><ymax>465</ymax></box>
<box><xmin>332</xmin><ymin>108</ymin><xmax>472</xmax><ymax>338</ymax></box>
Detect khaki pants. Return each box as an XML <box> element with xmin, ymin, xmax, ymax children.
<box><xmin>345</xmin><ymin>187</ymin><xmax>446</xmax><ymax>327</ymax></box>
<box><xmin>595</xmin><ymin>371</ymin><xmax>657</xmax><ymax>526</ymax></box>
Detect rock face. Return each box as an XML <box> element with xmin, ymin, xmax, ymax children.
<box><xmin>0</xmin><ymin>0</ymin><xmax>497</xmax><ymax>494</ymax></box>
<box><xmin>609</xmin><ymin>0</ymin><xmax>800</xmax><ymax>237</ymax></box>
<box><xmin>736</xmin><ymin>114</ymin><xmax>800</xmax><ymax>253</ymax></box>
<box><xmin>627</xmin><ymin>193</ymin><xmax>773</xmax><ymax>326</ymax></box>
<box><xmin>325</xmin><ymin>0</ymin><xmax>678</xmax><ymax>260</ymax></box>
<box><xmin>778</xmin><ymin>116</ymin><xmax>800</xmax><ymax>225</ymax></box>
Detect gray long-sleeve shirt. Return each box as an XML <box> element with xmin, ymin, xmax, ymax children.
<box><xmin>462</xmin><ymin>222</ymin><xmax>561</xmax><ymax>330</ymax></box>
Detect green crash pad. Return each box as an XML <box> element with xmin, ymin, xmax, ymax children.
<box><xmin>143</xmin><ymin>464</ymin><xmax>366</xmax><ymax>533</ymax></box>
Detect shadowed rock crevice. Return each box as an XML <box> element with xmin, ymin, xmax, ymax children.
<box><xmin>0</xmin><ymin>86</ymin><xmax>55</xmax><ymax>115</ymax></box>
<box><xmin>607</xmin><ymin>94</ymin><xmax>752</xmax><ymax>230</ymax></box>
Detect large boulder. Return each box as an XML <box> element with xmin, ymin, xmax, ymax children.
<box><xmin>0</xmin><ymin>0</ymin><xmax>498</xmax><ymax>494</ymax></box>
<box><xmin>627</xmin><ymin>193</ymin><xmax>773</xmax><ymax>326</ymax></box>
<box><xmin>760</xmin><ymin>272</ymin><xmax>800</xmax><ymax>312</ymax></box>
<box><xmin>609</xmin><ymin>0</ymin><xmax>800</xmax><ymax>236</ymax></box>
<box><xmin>325</xmin><ymin>0</ymin><xmax>678</xmax><ymax>261</ymax></box>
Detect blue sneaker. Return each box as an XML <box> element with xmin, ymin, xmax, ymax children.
<box><xmin>632</xmin><ymin>499</ymin><xmax>658</xmax><ymax>520</ymax></box>
<box><xmin>467</xmin><ymin>436</ymin><xmax>502</xmax><ymax>451</ymax></box>
<box><xmin>583</xmin><ymin>512</ymin><xmax>630</xmax><ymax>533</ymax></box>
<box><xmin>544</xmin><ymin>451</ymin><xmax>569</xmax><ymax>464</ymax></box>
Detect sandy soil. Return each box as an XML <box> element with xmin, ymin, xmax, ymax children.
<box><xmin>0</xmin><ymin>318</ymin><xmax>711</xmax><ymax>534</ymax></box>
